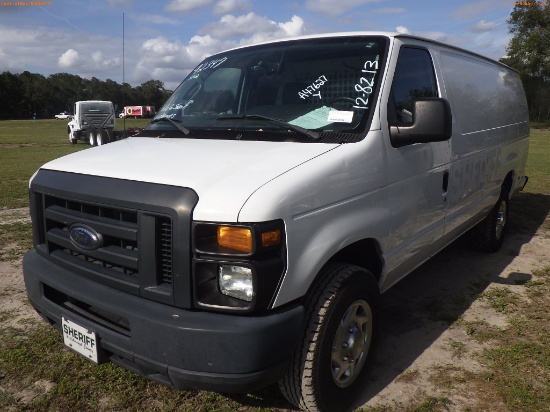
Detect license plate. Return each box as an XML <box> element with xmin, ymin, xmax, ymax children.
<box><xmin>62</xmin><ymin>317</ymin><xmax>98</xmax><ymax>364</ymax></box>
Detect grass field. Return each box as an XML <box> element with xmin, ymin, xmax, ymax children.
<box><xmin>0</xmin><ymin>120</ymin><xmax>549</xmax><ymax>411</ymax></box>
<box><xmin>0</xmin><ymin>119</ymin><xmax>150</xmax><ymax>209</ymax></box>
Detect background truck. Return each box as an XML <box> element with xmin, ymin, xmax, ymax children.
<box><xmin>122</xmin><ymin>105</ymin><xmax>156</xmax><ymax>118</ymax></box>
<box><xmin>54</xmin><ymin>112</ymin><xmax>72</xmax><ymax>120</ymax></box>
<box><xmin>68</xmin><ymin>100</ymin><xmax>118</xmax><ymax>146</ymax></box>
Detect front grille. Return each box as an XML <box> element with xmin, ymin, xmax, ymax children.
<box><xmin>42</xmin><ymin>195</ymin><xmax>172</xmax><ymax>291</ymax></box>
<box><xmin>84</xmin><ymin>113</ymin><xmax>112</xmax><ymax>128</ymax></box>
<box><xmin>158</xmin><ymin>219</ymin><xmax>173</xmax><ymax>284</ymax></box>
<box><xmin>29</xmin><ymin>170</ymin><xmax>198</xmax><ymax>308</ymax></box>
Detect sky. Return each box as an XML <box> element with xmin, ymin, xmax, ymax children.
<box><xmin>0</xmin><ymin>0</ymin><xmax>517</xmax><ymax>91</ymax></box>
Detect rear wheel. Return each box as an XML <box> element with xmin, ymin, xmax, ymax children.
<box><xmin>96</xmin><ymin>129</ymin><xmax>106</xmax><ymax>146</ymax></box>
<box><xmin>470</xmin><ymin>195</ymin><xmax>509</xmax><ymax>253</ymax></box>
<box><xmin>279</xmin><ymin>263</ymin><xmax>379</xmax><ymax>412</ymax></box>
<box><xmin>106</xmin><ymin>129</ymin><xmax>115</xmax><ymax>143</ymax></box>
<box><xmin>88</xmin><ymin>129</ymin><xmax>97</xmax><ymax>146</ymax></box>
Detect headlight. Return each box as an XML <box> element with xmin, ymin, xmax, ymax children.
<box><xmin>219</xmin><ymin>265</ymin><xmax>253</xmax><ymax>302</ymax></box>
<box><xmin>193</xmin><ymin>220</ymin><xmax>286</xmax><ymax>313</ymax></box>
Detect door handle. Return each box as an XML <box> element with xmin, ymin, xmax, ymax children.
<box><xmin>442</xmin><ymin>170</ymin><xmax>449</xmax><ymax>193</ymax></box>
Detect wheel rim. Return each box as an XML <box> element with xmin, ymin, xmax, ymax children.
<box><xmin>331</xmin><ymin>299</ymin><xmax>372</xmax><ymax>388</ymax></box>
<box><xmin>97</xmin><ymin>131</ymin><xmax>103</xmax><ymax>146</ymax></box>
<box><xmin>495</xmin><ymin>200</ymin><xmax>507</xmax><ymax>240</ymax></box>
<box><xmin>89</xmin><ymin>132</ymin><xmax>94</xmax><ymax>145</ymax></box>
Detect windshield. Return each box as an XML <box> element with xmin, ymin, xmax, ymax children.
<box><xmin>147</xmin><ymin>36</ymin><xmax>388</xmax><ymax>143</ymax></box>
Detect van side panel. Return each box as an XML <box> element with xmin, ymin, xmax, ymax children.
<box><xmin>438</xmin><ymin>51</ymin><xmax>529</xmax><ymax>234</ymax></box>
<box><xmin>238</xmin><ymin>133</ymin><xmax>391</xmax><ymax>307</ymax></box>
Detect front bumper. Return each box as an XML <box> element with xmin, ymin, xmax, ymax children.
<box><xmin>23</xmin><ymin>249</ymin><xmax>304</xmax><ymax>393</ymax></box>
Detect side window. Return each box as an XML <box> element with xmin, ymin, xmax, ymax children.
<box><xmin>389</xmin><ymin>47</ymin><xmax>438</xmax><ymax>124</ymax></box>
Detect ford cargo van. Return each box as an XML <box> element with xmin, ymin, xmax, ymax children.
<box><xmin>23</xmin><ymin>32</ymin><xmax>529</xmax><ymax>412</ymax></box>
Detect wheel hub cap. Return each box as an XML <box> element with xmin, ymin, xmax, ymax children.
<box><xmin>331</xmin><ymin>299</ymin><xmax>372</xmax><ymax>388</ymax></box>
<box><xmin>495</xmin><ymin>200</ymin><xmax>507</xmax><ymax>240</ymax></box>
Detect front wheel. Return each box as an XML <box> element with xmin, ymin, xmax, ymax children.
<box><xmin>279</xmin><ymin>263</ymin><xmax>379</xmax><ymax>412</ymax></box>
<box><xmin>68</xmin><ymin>130</ymin><xmax>77</xmax><ymax>144</ymax></box>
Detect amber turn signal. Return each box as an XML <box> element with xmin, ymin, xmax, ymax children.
<box><xmin>217</xmin><ymin>226</ymin><xmax>253</xmax><ymax>253</ymax></box>
<box><xmin>261</xmin><ymin>229</ymin><xmax>281</xmax><ymax>248</ymax></box>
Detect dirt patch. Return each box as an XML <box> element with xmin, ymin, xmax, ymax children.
<box><xmin>0</xmin><ymin>209</ymin><xmax>35</xmax><ymax>330</ymax></box>
<box><xmin>0</xmin><ymin>208</ymin><xmax>31</xmax><ymax>225</ymax></box>
<box><xmin>0</xmin><ymin>259</ymin><xmax>40</xmax><ymax>330</ymax></box>
<box><xmin>357</xmin><ymin>227</ymin><xmax>550</xmax><ymax>411</ymax></box>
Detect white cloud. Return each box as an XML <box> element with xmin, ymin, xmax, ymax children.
<box><xmin>213</xmin><ymin>0</ymin><xmax>251</xmax><ymax>15</ymax></box>
<box><xmin>305</xmin><ymin>0</ymin><xmax>381</xmax><ymax>16</ymax></box>
<box><xmin>165</xmin><ymin>0</ymin><xmax>212</xmax><ymax>13</ymax></box>
<box><xmin>279</xmin><ymin>15</ymin><xmax>305</xmax><ymax>37</ymax></box>
<box><xmin>91</xmin><ymin>51</ymin><xmax>121</xmax><ymax>68</ymax></box>
<box><xmin>201</xmin><ymin>12</ymin><xmax>305</xmax><ymax>41</ymax></box>
<box><xmin>471</xmin><ymin>19</ymin><xmax>496</xmax><ymax>33</ymax></box>
<box><xmin>396</xmin><ymin>26</ymin><xmax>411</xmax><ymax>34</ymax></box>
<box><xmin>133</xmin><ymin>13</ymin><xmax>306</xmax><ymax>90</ymax></box>
<box><xmin>453</xmin><ymin>0</ymin><xmax>508</xmax><ymax>20</ymax></box>
<box><xmin>58</xmin><ymin>49</ymin><xmax>80</xmax><ymax>68</ymax></box>
<box><xmin>91</xmin><ymin>51</ymin><xmax>103</xmax><ymax>63</ymax></box>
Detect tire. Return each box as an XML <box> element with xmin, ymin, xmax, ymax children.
<box><xmin>106</xmin><ymin>129</ymin><xmax>114</xmax><ymax>143</ymax></box>
<box><xmin>279</xmin><ymin>263</ymin><xmax>379</xmax><ymax>412</ymax></box>
<box><xmin>470</xmin><ymin>195</ymin><xmax>509</xmax><ymax>253</ymax></box>
<box><xmin>68</xmin><ymin>130</ymin><xmax>77</xmax><ymax>145</ymax></box>
<box><xmin>88</xmin><ymin>129</ymin><xmax>97</xmax><ymax>146</ymax></box>
<box><xmin>96</xmin><ymin>129</ymin><xmax>105</xmax><ymax>146</ymax></box>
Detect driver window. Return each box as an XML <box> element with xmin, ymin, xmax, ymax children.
<box><xmin>191</xmin><ymin>68</ymin><xmax>240</xmax><ymax>114</ymax></box>
<box><xmin>389</xmin><ymin>47</ymin><xmax>438</xmax><ymax>124</ymax></box>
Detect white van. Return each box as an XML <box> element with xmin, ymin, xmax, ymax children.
<box><xmin>24</xmin><ymin>32</ymin><xmax>529</xmax><ymax>412</ymax></box>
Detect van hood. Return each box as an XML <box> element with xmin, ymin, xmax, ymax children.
<box><xmin>41</xmin><ymin>137</ymin><xmax>339</xmax><ymax>221</ymax></box>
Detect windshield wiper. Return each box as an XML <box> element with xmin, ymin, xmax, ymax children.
<box><xmin>150</xmin><ymin>117</ymin><xmax>190</xmax><ymax>135</ymax></box>
<box><xmin>216</xmin><ymin>114</ymin><xmax>320</xmax><ymax>140</ymax></box>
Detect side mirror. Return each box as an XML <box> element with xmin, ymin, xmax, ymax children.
<box><xmin>390</xmin><ymin>98</ymin><xmax>452</xmax><ymax>147</ymax></box>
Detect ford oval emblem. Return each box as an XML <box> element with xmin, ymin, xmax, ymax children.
<box><xmin>69</xmin><ymin>224</ymin><xmax>103</xmax><ymax>251</ymax></box>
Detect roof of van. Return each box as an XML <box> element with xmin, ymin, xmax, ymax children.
<box><xmin>216</xmin><ymin>31</ymin><xmax>513</xmax><ymax>71</ymax></box>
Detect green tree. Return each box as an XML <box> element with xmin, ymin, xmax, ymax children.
<box><xmin>0</xmin><ymin>70</ymin><xmax>171</xmax><ymax>120</ymax></box>
<box><xmin>501</xmin><ymin>1</ymin><xmax>550</xmax><ymax>116</ymax></box>
<box><xmin>0</xmin><ymin>71</ymin><xmax>23</xmax><ymax>119</ymax></box>
<box><xmin>48</xmin><ymin>73</ymin><xmax>88</xmax><ymax>113</ymax></box>
<box><xmin>134</xmin><ymin>79</ymin><xmax>171</xmax><ymax>108</ymax></box>
<box><xmin>18</xmin><ymin>71</ymin><xmax>49</xmax><ymax>119</ymax></box>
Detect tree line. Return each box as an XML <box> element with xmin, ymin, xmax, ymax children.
<box><xmin>2</xmin><ymin>4</ymin><xmax>549</xmax><ymax>122</ymax></box>
<box><xmin>500</xmin><ymin>1</ymin><xmax>550</xmax><ymax>120</ymax></box>
<box><xmin>0</xmin><ymin>71</ymin><xmax>173</xmax><ymax>120</ymax></box>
